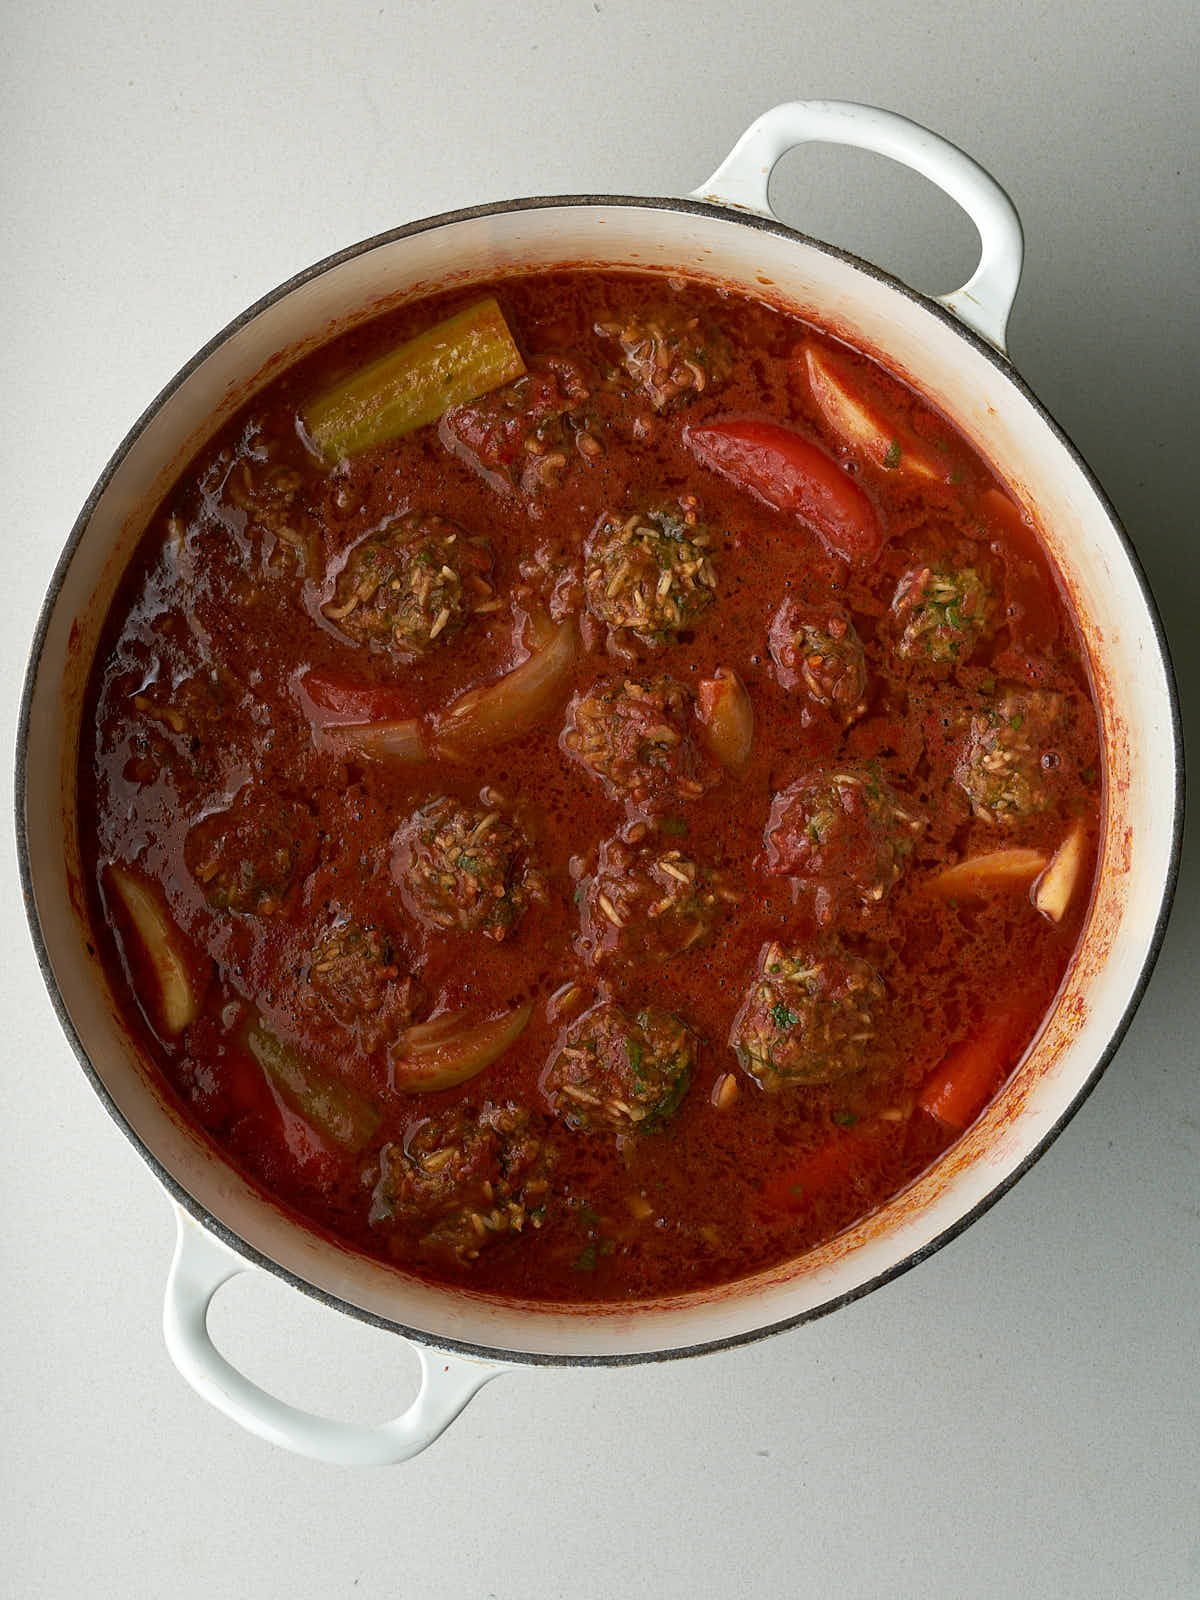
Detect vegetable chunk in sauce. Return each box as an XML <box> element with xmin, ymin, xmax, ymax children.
<box><xmin>80</xmin><ymin>270</ymin><xmax>1102</xmax><ymax>1304</ymax></box>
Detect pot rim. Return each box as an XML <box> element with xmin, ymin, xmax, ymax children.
<box><xmin>15</xmin><ymin>191</ymin><xmax>1186</xmax><ymax>1368</ymax></box>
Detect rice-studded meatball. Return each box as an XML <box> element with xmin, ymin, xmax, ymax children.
<box><xmin>577</xmin><ymin>833</ymin><xmax>740</xmax><ymax>965</ymax></box>
<box><xmin>368</xmin><ymin>1102</ymin><xmax>554</xmax><ymax>1265</ymax></box>
<box><xmin>543</xmin><ymin>1002</ymin><xmax>697</xmax><ymax>1140</ymax></box>
<box><xmin>730</xmin><ymin>940</ymin><xmax>886</xmax><ymax>1092</ymax></box>
<box><xmin>324</xmin><ymin>512</ymin><xmax>493</xmax><ymax>654</ymax></box>
<box><xmin>891</xmin><ymin>562</ymin><xmax>996</xmax><ymax>665</ymax></box>
<box><xmin>769</xmin><ymin>600</ymin><xmax>869</xmax><ymax>722</ymax></box>
<box><xmin>764</xmin><ymin>767</ymin><xmax>923</xmax><ymax>914</ymax></box>
<box><xmin>304</xmin><ymin>918</ymin><xmax>422</xmax><ymax>1052</ymax></box>
<box><xmin>224</xmin><ymin>449</ymin><xmax>318</xmax><ymax>576</ymax></box>
<box><xmin>184</xmin><ymin>786</ymin><xmax>317</xmax><ymax>915</ymax></box>
<box><xmin>955</xmin><ymin>686</ymin><xmax>1067</xmax><ymax>825</ymax></box>
<box><xmin>561</xmin><ymin>675</ymin><xmax>718</xmax><ymax>812</ymax></box>
<box><xmin>441</xmin><ymin>352</ymin><xmax>602</xmax><ymax>494</ymax></box>
<box><xmin>596</xmin><ymin>306</ymin><xmax>732</xmax><ymax>410</ymax></box>
<box><xmin>394</xmin><ymin>796</ymin><xmax>543</xmax><ymax>940</ymax></box>
<box><xmin>584</xmin><ymin>501</ymin><xmax>717</xmax><ymax>643</ymax></box>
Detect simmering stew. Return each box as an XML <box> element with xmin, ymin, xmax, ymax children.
<box><xmin>81</xmin><ymin>271</ymin><xmax>1101</xmax><ymax>1301</ymax></box>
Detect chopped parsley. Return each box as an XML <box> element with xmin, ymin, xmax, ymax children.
<box><xmin>883</xmin><ymin>439</ymin><xmax>902</xmax><ymax>469</ymax></box>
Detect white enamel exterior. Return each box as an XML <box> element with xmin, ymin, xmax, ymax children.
<box><xmin>692</xmin><ymin>101</ymin><xmax>1025</xmax><ymax>350</ymax></box>
<box><xmin>19</xmin><ymin>104</ymin><xmax>1180</xmax><ymax>1462</ymax></box>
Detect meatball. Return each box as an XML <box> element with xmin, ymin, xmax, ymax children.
<box><xmin>562</xmin><ymin>675</ymin><xmax>718</xmax><ymax>811</ymax></box>
<box><xmin>184</xmin><ymin>786</ymin><xmax>317</xmax><ymax>914</ymax></box>
<box><xmin>224</xmin><ymin>450</ymin><xmax>317</xmax><ymax>576</ymax></box>
<box><xmin>730</xmin><ymin>940</ymin><xmax>886</xmax><ymax>1092</ymax></box>
<box><xmin>578</xmin><ymin>834</ymin><xmax>740</xmax><ymax>965</ymax></box>
<box><xmin>597</xmin><ymin>306</ymin><xmax>732</xmax><ymax>410</ymax></box>
<box><xmin>891</xmin><ymin>562</ymin><xmax>996</xmax><ymax>664</ymax></box>
<box><xmin>441</xmin><ymin>352</ymin><xmax>601</xmax><ymax>494</ymax></box>
<box><xmin>584</xmin><ymin>501</ymin><xmax>717</xmax><ymax>643</ymax></box>
<box><xmin>764</xmin><ymin>767</ymin><xmax>923</xmax><ymax>917</ymax></box>
<box><xmin>955</xmin><ymin>686</ymin><xmax>1066</xmax><ymax>825</ymax></box>
<box><xmin>544</xmin><ymin>1002</ymin><xmax>697</xmax><ymax>1139</ymax></box>
<box><xmin>128</xmin><ymin>665</ymin><xmax>240</xmax><ymax>792</ymax></box>
<box><xmin>304</xmin><ymin>918</ymin><xmax>422</xmax><ymax>1052</ymax></box>
<box><xmin>368</xmin><ymin>1102</ymin><xmax>553</xmax><ymax>1265</ymax></box>
<box><xmin>769</xmin><ymin>601</ymin><xmax>868</xmax><ymax>722</ymax></box>
<box><xmin>394</xmin><ymin>797</ymin><xmax>543</xmax><ymax>939</ymax></box>
<box><xmin>324</xmin><ymin>513</ymin><xmax>493</xmax><ymax>654</ymax></box>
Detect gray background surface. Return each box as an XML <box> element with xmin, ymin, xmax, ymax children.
<box><xmin>2</xmin><ymin>3</ymin><xmax>1197</xmax><ymax>1597</ymax></box>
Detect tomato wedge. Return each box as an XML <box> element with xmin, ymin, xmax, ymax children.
<box><xmin>300</xmin><ymin>668</ymin><xmax>418</xmax><ymax>727</ymax></box>
<box><xmin>686</xmin><ymin>419</ymin><xmax>883</xmax><ymax>563</ymax></box>
<box><xmin>918</xmin><ymin>1014</ymin><xmax>1019</xmax><ymax>1133</ymax></box>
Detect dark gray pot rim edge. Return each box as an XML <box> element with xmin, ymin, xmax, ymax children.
<box><xmin>14</xmin><ymin>192</ymin><xmax>1186</xmax><ymax>1371</ymax></box>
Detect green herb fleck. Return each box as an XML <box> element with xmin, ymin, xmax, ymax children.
<box><xmin>660</xmin><ymin>816</ymin><xmax>688</xmax><ymax>836</ymax></box>
<box><xmin>883</xmin><ymin>439</ymin><xmax>902</xmax><ymax>469</ymax></box>
<box><xmin>571</xmin><ymin>1243</ymin><xmax>598</xmax><ymax>1272</ymax></box>
<box><xmin>832</xmin><ymin>1110</ymin><xmax>859</xmax><ymax>1127</ymax></box>
<box><xmin>771</xmin><ymin>1002</ymin><xmax>800</xmax><ymax>1030</ymax></box>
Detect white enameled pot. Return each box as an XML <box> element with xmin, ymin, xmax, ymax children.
<box><xmin>17</xmin><ymin>101</ymin><xmax>1182</xmax><ymax>1465</ymax></box>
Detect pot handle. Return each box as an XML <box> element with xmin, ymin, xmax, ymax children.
<box><xmin>162</xmin><ymin>1206</ymin><xmax>503</xmax><ymax>1465</ymax></box>
<box><xmin>691</xmin><ymin>100</ymin><xmax>1024</xmax><ymax>353</ymax></box>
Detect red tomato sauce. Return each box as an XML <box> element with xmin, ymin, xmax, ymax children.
<box><xmin>79</xmin><ymin>271</ymin><xmax>1102</xmax><ymax>1302</ymax></box>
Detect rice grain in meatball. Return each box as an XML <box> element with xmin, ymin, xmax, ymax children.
<box><xmin>584</xmin><ymin>502</ymin><xmax>717</xmax><ymax>643</ymax></box>
<box><xmin>730</xmin><ymin>940</ymin><xmax>885</xmax><ymax>1092</ymax></box>
<box><xmin>369</xmin><ymin>1102</ymin><xmax>554</xmax><ymax>1265</ymax></box>
<box><xmin>596</xmin><ymin>306</ymin><xmax>732</xmax><ymax>410</ymax></box>
<box><xmin>955</xmin><ymin>686</ymin><xmax>1066</xmax><ymax>825</ymax></box>
<box><xmin>577</xmin><ymin>833</ymin><xmax>740</xmax><ymax>965</ymax></box>
<box><xmin>764</xmin><ymin>767</ymin><xmax>923</xmax><ymax>919</ymax></box>
<box><xmin>562</xmin><ymin>675</ymin><xmax>718</xmax><ymax>812</ymax></box>
<box><xmin>891</xmin><ymin>561</ymin><xmax>995</xmax><ymax>665</ymax></box>
<box><xmin>769</xmin><ymin>600</ymin><xmax>869</xmax><ymax>722</ymax></box>
<box><xmin>394</xmin><ymin>797</ymin><xmax>544</xmax><ymax>939</ymax></box>
<box><xmin>544</xmin><ymin>1002</ymin><xmax>697</xmax><ymax>1140</ymax></box>
<box><xmin>324</xmin><ymin>512</ymin><xmax>493</xmax><ymax>654</ymax></box>
<box><xmin>184</xmin><ymin>787</ymin><xmax>317</xmax><ymax>915</ymax></box>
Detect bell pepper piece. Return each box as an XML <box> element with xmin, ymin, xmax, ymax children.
<box><xmin>687</xmin><ymin>418</ymin><xmax>883</xmax><ymax>562</ymax></box>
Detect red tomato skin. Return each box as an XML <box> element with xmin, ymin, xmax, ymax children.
<box><xmin>300</xmin><ymin>669</ymin><xmax>416</xmax><ymax>726</ymax></box>
<box><xmin>686</xmin><ymin>419</ymin><xmax>884</xmax><ymax>563</ymax></box>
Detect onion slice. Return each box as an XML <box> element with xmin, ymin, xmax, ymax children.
<box><xmin>697</xmin><ymin>668</ymin><xmax>753</xmax><ymax>770</ymax></box>
<box><xmin>926</xmin><ymin>847</ymin><xmax>1048</xmax><ymax>900</ymax></box>
<box><xmin>317</xmin><ymin>717</ymin><xmax>427</xmax><ymax>764</ymax></box>
<box><xmin>1035</xmin><ymin>821</ymin><xmax>1088</xmax><ymax>922</ymax></box>
<box><xmin>436</xmin><ymin>616</ymin><xmax>575</xmax><ymax>755</ymax></box>
<box><xmin>391</xmin><ymin>1002</ymin><xmax>533</xmax><ymax>1093</ymax></box>
<box><xmin>106</xmin><ymin>865</ymin><xmax>200</xmax><ymax>1035</ymax></box>
<box><xmin>804</xmin><ymin>345</ymin><xmax>948</xmax><ymax>482</ymax></box>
